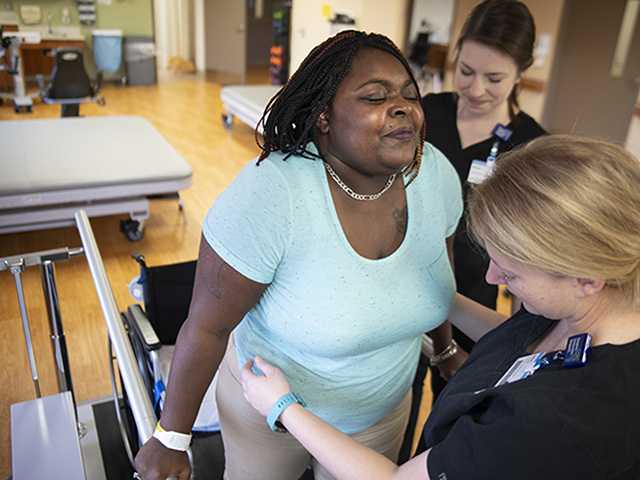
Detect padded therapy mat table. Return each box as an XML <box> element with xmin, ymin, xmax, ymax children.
<box><xmin>0</xmin><ymin>116</ymin><xmax>192</xmax><ymax>239</ymax></box>
<box><xmin>220</xmin><ymin>84</ymin><xmax>281</xmax><ymax>133</ymax></box>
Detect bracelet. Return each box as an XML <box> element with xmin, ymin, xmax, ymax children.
<box><xmin>266</xmin><ymin>392</ymin><xmax>306</xmax><ymax>432</ymax></box>
<box><xmin>430</xmin><ymin>339</ymin><xmax>459</xmax><ymax>366</ymax></box>
<box><xmin>152</xmin><ymin>422</ymin><xmax>192</xmax><ymax>452</ymax></box>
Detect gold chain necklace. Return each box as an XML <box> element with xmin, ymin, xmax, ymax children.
<box><xmin>324</xmin><ymin>162</ymin><xmax>397</xmax><ymax>201</ymax></box>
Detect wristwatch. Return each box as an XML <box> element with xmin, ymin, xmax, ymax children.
<box><xmin>266</xmin><ymin>392</ymin><xmax>306</xmax><ymax>432</ymax></box>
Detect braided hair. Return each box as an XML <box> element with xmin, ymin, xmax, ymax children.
<box><xmin>256</xmin><ymin>30</ymin><xmax>425</xmax><ymax>184</ymax></box>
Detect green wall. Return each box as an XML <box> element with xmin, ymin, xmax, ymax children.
<box><xmin>7</xmin><ymin>0</ymin><xmax>154</xmax><ymax>77</ymax></box>
<box><xmin>10</xmin><ymin>0</ymin><xmax>153</xmax><ymax>37</ymax></box>
<box><xmin>93</xmin><ymin>0</ymin><xmax>153</xmax><ymax>37</ymax></box>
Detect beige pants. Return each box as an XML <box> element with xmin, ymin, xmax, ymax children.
<box><xmin>216</xmin><ymin>341</ymin><xmax>411</xmax><ymax>480</ymax></box>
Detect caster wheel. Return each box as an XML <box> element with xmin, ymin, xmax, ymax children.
<box><xmin>221</xmin><ymin>113</ymin><xmax>233</xmax><ymax>130</ymax></box>
<box><xmin>120</xmin><ymin>219</ymin><xmax>144</xmax><ymax>241</ymax></box>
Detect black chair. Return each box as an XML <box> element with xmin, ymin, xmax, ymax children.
<box><xmin>40</xmin><ymin>48</ymin><xmax>104</xmax><ymax>117</ymax></box>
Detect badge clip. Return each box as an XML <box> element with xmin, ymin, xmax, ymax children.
<box><xmin>492</xmin><ymin>123</ymin><xmax>513</xmax><ymax>142</ymax></box>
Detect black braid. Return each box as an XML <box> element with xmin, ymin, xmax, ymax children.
<box><xmin>256</xmin><ymin>30</ymin><xmax>425</xmax><ymax>184</ymax></box>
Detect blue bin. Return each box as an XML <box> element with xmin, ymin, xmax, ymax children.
<box><xmin>92</xmin><ymin>29</ymin><xmax>123</xmax><ymax>73</ymax></box>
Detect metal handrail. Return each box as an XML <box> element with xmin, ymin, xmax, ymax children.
<box><xmin>1</xmin><ymin>246</ymin><xmax>84</xmax><ymax>399</ymax></box>
<box><xmin>74</xmin><ymin>210</ymin><xmax>156</xmax><ymax>444</ymax></box>
<box><xmin>0</xmin><ymin>247</ymin><xmax>84</xmax><ymax>272</ymax></box>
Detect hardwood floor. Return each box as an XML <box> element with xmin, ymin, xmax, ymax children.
<box><xmin>0</xmin><ymin>70</ymin><xmax>265</xmax><ymax>477</ymax></box>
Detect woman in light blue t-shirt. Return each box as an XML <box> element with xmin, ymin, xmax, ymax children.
<box><xmin>134</xmin><ymin>30</ymin><xmax>502</xmax><ymax>480</ymax></box>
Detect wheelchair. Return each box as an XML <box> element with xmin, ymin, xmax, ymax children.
<box><xmin>114</xmin><ymin>255</ymin><xmax>430</xmax><ymax>479</ymax></box>
<box><xmin>114</xmin><ymin>255</ymin><xmax>227</xmax><ymax>479</ymax></box>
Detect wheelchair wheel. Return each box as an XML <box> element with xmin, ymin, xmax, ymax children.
<box><xmin>120</xmin><ymin>219</ymin><xmax>144</xmax><ymax>242</ymax></box>
<box><xmin>221</xmin><ymin>113</ymin><xmax>233</xmax><ymax>130</ymax></box>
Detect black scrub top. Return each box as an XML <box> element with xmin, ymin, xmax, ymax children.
<box><xmin>423</xmin><ymin>310</ymin><xmax>640</xmax><ymax>480</ymax></box>
<box><xmin>422</xmin><ymin>92</ymin><xmax>546</xmax><ymax>351</ymax></box>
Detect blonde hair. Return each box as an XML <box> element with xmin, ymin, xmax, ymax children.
<box><xmin>468</xmin><ymin>135</ymin><xmax>640</xmax><ymax>308</ymax></box>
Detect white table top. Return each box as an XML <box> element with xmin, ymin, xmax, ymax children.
<box><xmin>1</xmin><ymin>116</ymin><xmax>192</xmax><ymax>196</ymax></box>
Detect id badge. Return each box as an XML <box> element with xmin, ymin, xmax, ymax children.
<box><xmin>467</xmin><ymin>160</ymin><xmax>493</xmax><ymax>184</ymax></box>
<box><xmin>494</xmin><ymin>352</ymin><xmax>544</xmax><ymax>387</ymax></box>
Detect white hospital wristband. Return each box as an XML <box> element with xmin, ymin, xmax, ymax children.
<box><xmin>152</xmin><ymin>422</ymin><xmax>192</xmax><ymax>452</ymax></box>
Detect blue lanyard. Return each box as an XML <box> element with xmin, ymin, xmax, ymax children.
<box><xmin>485</xmin><ymin>123</ymin><xmax>513</xmax><ymax>163</ymax></box>
<box><xmin>486</xmin><ymin>140</ymin><xmax>500</xmax><ymax>165</ymax></box>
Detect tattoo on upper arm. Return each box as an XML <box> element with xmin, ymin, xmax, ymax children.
<box><xmin>211</xmin><ymin>325</ymin><xmax>232</xmax><ymax>340</ymax></box>
<box><xmin>392</xmin><ymin>207</ymin><xmax>408</xmax><ymax>235</ymax></box>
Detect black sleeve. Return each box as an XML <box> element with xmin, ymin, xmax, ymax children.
<box><xmin>426</xmin><ymin>393</ymin><xmax>599</xmax><ymax>480</ymax></box>
<box><xmin>511</xmin><ymin>113</ymin><xmax>547</xmax><ymax>146</ymax></box>
<box><xmin>421</xmin><ymin>92</ymin><xmax>452</xmax><ymax>124</ymax></box>
<box><xmin>421</xmin><ymin>92</ymin><xmax>458</xmax><ymax>157</ymax></box>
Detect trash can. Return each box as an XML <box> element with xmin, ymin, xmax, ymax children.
<box><xmin>124</xmin><ymin>36</ymin><xmax>157</xmax><ymax>85</ymax></box>
<box><xmin>92</xmin><ymin>29</ymin><xmax>123</xmax><ymax>73</ymax></box>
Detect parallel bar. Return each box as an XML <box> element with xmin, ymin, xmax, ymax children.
<box><xmin>9</xmin><ymin>262</ymin><xmax>41</xmax><ymax>398</ymax></box>
<box><xmin>0</xmin><ymin>246</ymin><xmax>83</xmax><ymax>272</ymax></box>
<box><xmin>41</xmin><ymin>261</ymin><xmax>76</xmax><ymax>403</ymax></box>
<box><xmin>74</xmin><ymin>210</ymin><xmax>156</xmax><ymax>443</ymax></box>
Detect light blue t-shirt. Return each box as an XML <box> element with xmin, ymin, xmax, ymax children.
<box><xmin>203</xmin><ymin>142</ymin><xmax>463</xmax><ymax>433</ymax></box>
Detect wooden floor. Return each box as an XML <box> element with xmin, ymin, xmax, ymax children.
<box><xmin>0</xmin><ymin>69</ymin><xmax>268</xmax><ymax>477</ymax></box>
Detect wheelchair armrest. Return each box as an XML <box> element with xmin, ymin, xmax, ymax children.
<box><xmin>125</xmin><ymin>304</ymin><xmax>162</xmax><ymax>351</ymax></box>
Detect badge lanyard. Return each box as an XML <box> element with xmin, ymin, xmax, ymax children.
<box><xmin>467</xmin><ymin>123</ymin><xmax>513</xmax><ymax>185</ymax></box>
<box><xmin>494</xmin><ymin>333</ymin><xmax>592</xmax><ymax>388</ymax></box>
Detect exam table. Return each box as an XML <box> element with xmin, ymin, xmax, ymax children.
<box><xmin>220</xmin><ymin>84</ymin><xmax>281</xmax><ymax>133</ymax></box>
<box><xmin>0</xmin><ymin>116</ymin><xmax>192</xmax><ymax>240</ymax></box>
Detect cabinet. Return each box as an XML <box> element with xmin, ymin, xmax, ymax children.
<box><xmin>0</xmin><ymin>38</ymin><xmax>85</xmax><ymax>91</ymax></box>
<box><xmin>21</xmin><ymin>39</ymin><xmax>85</xmax><ymax>77</ymax></box>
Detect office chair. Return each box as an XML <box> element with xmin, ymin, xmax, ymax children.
<box><xmin>40</xmin><ymin>48</ymin><xmax>104</xmax><ymax>117</ymax></box>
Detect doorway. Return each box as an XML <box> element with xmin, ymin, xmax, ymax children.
<box><xmin>202</xmin><ymin>0</ymin><xmax>290</xmax><ymax>85</ymax></box>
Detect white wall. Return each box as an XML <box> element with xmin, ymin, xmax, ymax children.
<box><xmin>195</xmin><ymin>0</ymin><xmax>205</xmax><ymax>72</ymax></box>
<box><xmin>626</xmin><ymin>113</ymin><xmax>640</xmax><ymax>159</ymax></box>
<box><xmin>624</xmin><ymin>93</ymin><xmax>640</xmax><ymax>158</ymax></box>
<box><xmin>289</xmin><ymin>0</ymin><xmax>410</xmax><ymax>75</ymax></box>
<box><xmin>408</xmin><ymin>0</ymin><xmax>454</xmax><ymax>46</ymax></box>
